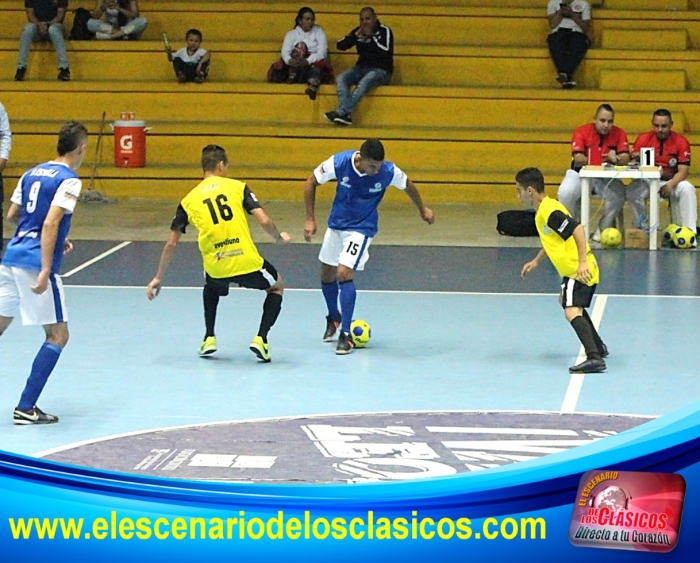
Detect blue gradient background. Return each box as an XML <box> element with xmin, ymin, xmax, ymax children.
<box><xmin>2</xmin><ymin>402</ymin><xmax>699</xmax><ymax>562</ymax></box>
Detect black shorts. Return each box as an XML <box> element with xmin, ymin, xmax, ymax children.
<box><xmin>205</xmin><ymin>259</ymin><xmax>279</xmax><ymax>296</ymax></box>
<box><xmin>560</xmin><ymin>277</ymin><xmax>596</xmax><ymax>309</ymax></box>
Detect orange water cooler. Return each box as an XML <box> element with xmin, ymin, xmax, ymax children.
<box><xmin>112</xmin><ymin>114</ymin><xmax>149</xmax><ymax>168</ymax></box>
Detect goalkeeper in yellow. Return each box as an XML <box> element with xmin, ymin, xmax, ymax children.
<box><xmin>517</xmin><ymin>167</ymin><xmax>607</xmax><ymax>374</ymax></box>
<box><xmin>147</xmin><ymin>144</ymin><xmax>290</xmax><ymax>362</ymax></box>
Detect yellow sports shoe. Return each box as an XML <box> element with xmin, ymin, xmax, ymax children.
<box><xmin>198</xmin><ymin>336</ymin><xmax>217</xmax><ymax>356</ymax></box>
<box><xmin>249</xmin><ymin>336</ymin><xmax>271</xmax><ymax>362</ymax></box>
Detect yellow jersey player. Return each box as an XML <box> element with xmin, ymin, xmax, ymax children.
<box><xmin>517</xmin><ymin>167</ymin><xmax>608</xmax><ymax>374</ymax></box>
<box><xmin>147</xmin><ymin>144</ymin><xmax>291</xmax><ymax>362</ymax></box>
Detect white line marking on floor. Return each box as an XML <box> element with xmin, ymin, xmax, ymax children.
<box><xmin>62</xmin><ymin>241</ymin><xmax>132</xmax><ymax>278</ymax></box>
<box><xmin>560</xmin><ymin>295</ymin><xmax>608</xmax><ymax>414</ymax></box>
<box><xmin>61</xmin><ymin>285</ymin><xmax>700</xmax><ymax>299</ymax></box>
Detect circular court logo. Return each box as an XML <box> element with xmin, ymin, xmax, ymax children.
<box><xmin>41</xmin><ymin>411</ymin><xmax>652</xmax><ymax>484</ymax></box>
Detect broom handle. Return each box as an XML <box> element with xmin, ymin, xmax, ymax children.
<box><xmin>88</xmin><ymin>111</ymin><xmax>108</xmax><ymax>191</ymax></box>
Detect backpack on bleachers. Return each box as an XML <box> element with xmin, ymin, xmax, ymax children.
<box><xmin>70</xmin><ymin>8</ymin><xmax>95</xmax><ymax>40</ymax></box>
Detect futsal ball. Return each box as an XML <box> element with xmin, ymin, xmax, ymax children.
<box><xmin>600</xmin><ymin>227</ymin><xmax>622</xmax><ymax>248</ymax></box>
<box><xmin>672</xmin><ymin>226</ymin><xmax>696</xmax><ymax>249</ymax></box>
<box><xmin>350</xmin><ymin>319</ymin><xmax>371</xmax><ymax>348</ymax></box>
<box><xmin>292</xmin><ymin>41</ymin><xmax>309</xmax><ymax>58</ymax></box>
<box><xmin>663</xmin><ymin>224</ymin><xmax>679</xmax><ymax>244</ymax></box>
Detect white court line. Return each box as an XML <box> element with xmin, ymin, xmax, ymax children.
<box><xmin>60</xmin><ymin>285</ymin><xmax>700</xmax><ymax>299</ymax></box>
<box><xmin>560</xmin><ymin>295</ymin><xmax>608</xmax><ymax>414</ymax></box>
<box><xmin>62</xmin><ymin>241</ymin><xmax>132</xmax><ymax>278</ymax></box>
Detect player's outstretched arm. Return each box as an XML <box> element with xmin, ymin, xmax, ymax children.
<box><xmin>404</xmin><ymin>179</ymin><xmax>434</xmax><ymax>224</ymax></box>
<box><xmin>250</xmin><ymin>208</ymin><xmax>290</xmax><ymax>244</ymax></box>
<box><xmin>147</xmin><ymin>230</ymin><xmax>182</xmax><ymax>300</ymax></box>
<box><xmin>303</xmin><ymin>174</ymin><xmax>319</xmax><ymax>241</ymax></box>
<box><xmin>521</xmin><ymin>249</ymin><xmax>547</xmax><ymax>278</ymax></box>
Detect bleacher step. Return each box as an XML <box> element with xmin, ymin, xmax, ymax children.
<box><xmin>602</xmin><ymin>28</ymin><xmax>688</xmax><ymax>50</ymax></box>
<box><xmin>599</xmin><ymin>69</ymin><xmax>688</xmax><ymax>91</ymax></box>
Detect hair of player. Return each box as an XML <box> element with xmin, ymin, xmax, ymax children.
<box><xmin>201</xmin><ymin>144</ymin><xmax>228</xmax><ymax>171</ymax></box>
<box><xmin>57</xmin><ymin>121</ymin><xmax>88</xmax><ymax>156</ymax></box>
<box><xmin>653</xmin><ymin>108</ymin><xmax>672</xmax><ymax>120</ymax></box>
<box><xmin>360</xmin><ymin>139</ymin><xmax>385</xmax><ymax>161</ymax></box>
<box><xmin>361</xmin><ymin>7</ymin><xmax>376</xmax><ymax>17</ymax></box>
<box><xmin>186</xmin><ymin>28</ymin><xmax>202</xmax><ymax>41</ymax></box>
<box><xmin>596</xmin><ymin>103</ymin><xmax>615</xmax><ymax>116</ymax></box>
<box><xmin>295</xmin><ymin>7</ymin><xmax>315</xmax><ymax>28</ymax></box>
<box><xmin>515</xmin><ymin>167</ymin><xmax>545</xmax><ymax>193</ymax></box>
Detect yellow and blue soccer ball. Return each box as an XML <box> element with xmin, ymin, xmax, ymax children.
<box><xmin>350</xmin><ymin>319</ymin><xmax>371</xmax><ymax>348</ymax></box>
<box><xmin>600</xmin><ymin>227</ymin><xmax>622</xmax><ymax>248</ymax></box>
<box><xmin>663</xmin><ymin>224</ymin><xmax>679</xmax><ymax>244</ymax></box>
<box><xmin>671</xmin><ymin>226</ymin><xmax>696</xmax><ymax>249</ymax></box>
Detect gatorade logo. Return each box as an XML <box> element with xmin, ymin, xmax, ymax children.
<box><xmin>120</xmin><ymin>135</ymin><xmax>134</xmax><ymax>151</ymax></box>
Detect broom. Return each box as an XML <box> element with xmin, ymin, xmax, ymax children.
<box><xmin>80</xmin><ymin>111</ymin><xmax>114</xmax><ymax>203</ymax></box>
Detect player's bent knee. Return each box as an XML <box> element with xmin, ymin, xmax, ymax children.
<box><xmin>564</xmin><ymin>307</ymin><xmax>583</xmax><ymax>322</ymax></box>
<box><xmin>45</xmin><ymin>322</ymin><xmax>69</xmax><ymax>348</ymax></box>
<box><xmin>269</xmin><ymin>277</ymin><xmax>285</xmax><ymax>294</ymax></box>
<box><xmin>320</xmin><ymin>263</ymin><xmax>337</xmax><ymax>283</ymax></box>
<box><xmin>337</xmin><ymin>267</ymin><xmax>354</xmax><ymax>282</ymax></box>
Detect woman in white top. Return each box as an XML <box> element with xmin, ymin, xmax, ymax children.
<box><xmin>87</xmin><ymin>0</ymin><xmax>148</xmax><ymax>40</ymax></box>
<box><xmin>268</xmin><ymin>7</ymin><xmax>335</xmax><ymax>100</ymax></box>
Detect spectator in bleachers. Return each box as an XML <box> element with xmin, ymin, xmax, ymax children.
<box><xmin>324</xmin><ymin>7</ymin><xmax>393</xmax><ymax>126</ymax></box>
<box><xmin>627</xmin><ymin>109</ymin><xmax>697</xmax><ymax>237</ymax></box>
<box><xmin>557</xmin><ymin>104</ymin><xmax>629</xmax><ymax>240</ymax></box>
<box><xmin>166</xmin><ymin>29</ymin><xmax>211</xmax><ymax>84</ymax></box>
<box><xmin>0</xmin><ymin>102</ymin><xmax>11</xmax><ymax>254</ymax></box>
<box><xmin>87</xmin><ymin>0</ymin><xmax>147</xmax><ymax>40</ymax></box>
<box><xmin>546</xmin><ymin>0</ymin><xmax>591</xmax><ymax>89</ymax></box>
<box><xmin>14</xmin><ymin>0</ymin><xmax>71</xmax><ymax>81</ymax></box>
<box><xmin>267</xmin><ymin>7</ymin><xmax>334</xmax><ymax>101</ymax></box>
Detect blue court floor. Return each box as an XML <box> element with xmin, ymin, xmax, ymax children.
<box><xmin>1</xmin><ymin>240</ymin><xmax>698</xmax><ymax>464</ymax></box>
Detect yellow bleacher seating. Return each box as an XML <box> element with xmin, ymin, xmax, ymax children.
<box><xmin>599</xmin><ymin>69</ymin><xmax>688</xmax><ymax>91</ymax></box>
<box><xmin>602</xmin><ymin>29</ymin><xmax>689</xmax><ymax>51</ymax></box>
<box><xmin>0</xmin><ymin>0</ymin><xmax>699</xmax><ymax>204</ymax></box>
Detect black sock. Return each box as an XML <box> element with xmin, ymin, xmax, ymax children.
<box><xmin>203</xmin><ymin>286</ymin><xmax>219</xmax><ymax>338</ymax></box>
<box><xmin>582</xmin><ymin>309</ymin><xmax>605</xmax><ymax>348</ymax></box>
<box><xmin>258</xmin><ymin>292</ymin><xmax>283</xmax><ymax>341</ymax></box>
<box><xmin>571</xmin><ymin>316</ymin><xmax>601</xmax><ymax>360</ymax></box>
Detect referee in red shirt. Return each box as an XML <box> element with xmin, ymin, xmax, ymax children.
<box><xmin>557</xmin><ymin>104</ymin><xmax>630</xmax><ymax>240</ymax></box>
<box><xmin>627</xmin><ymin>109</ymin><xmax>697</xmax><ymax>240</ymax></box>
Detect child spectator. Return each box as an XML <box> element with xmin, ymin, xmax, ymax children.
<box><xmin>167</xmin><ymin>29</ymin><xmax>210</xmax><ymax>84</ymax></box>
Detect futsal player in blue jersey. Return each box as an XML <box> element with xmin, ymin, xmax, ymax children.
<box><xmin>0</xmin><ymin>122</ymin><xmax>88</xmax><ymax>424</ymax></box>
<box><xmin>303</xmin><ymin>139</ymin><xmax>434</xmax><ymax>354</ymax></box>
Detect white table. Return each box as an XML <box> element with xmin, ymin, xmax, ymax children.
<box><xmin>579</xmin><ymin>166</ymin><xmax>662</xmax><ymax>250</ymax></box>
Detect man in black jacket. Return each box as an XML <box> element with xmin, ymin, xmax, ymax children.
<box><xmin>324</xmin><ymin>7</ymin><xmax>393</xmax><ymax>126</ymax></box>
